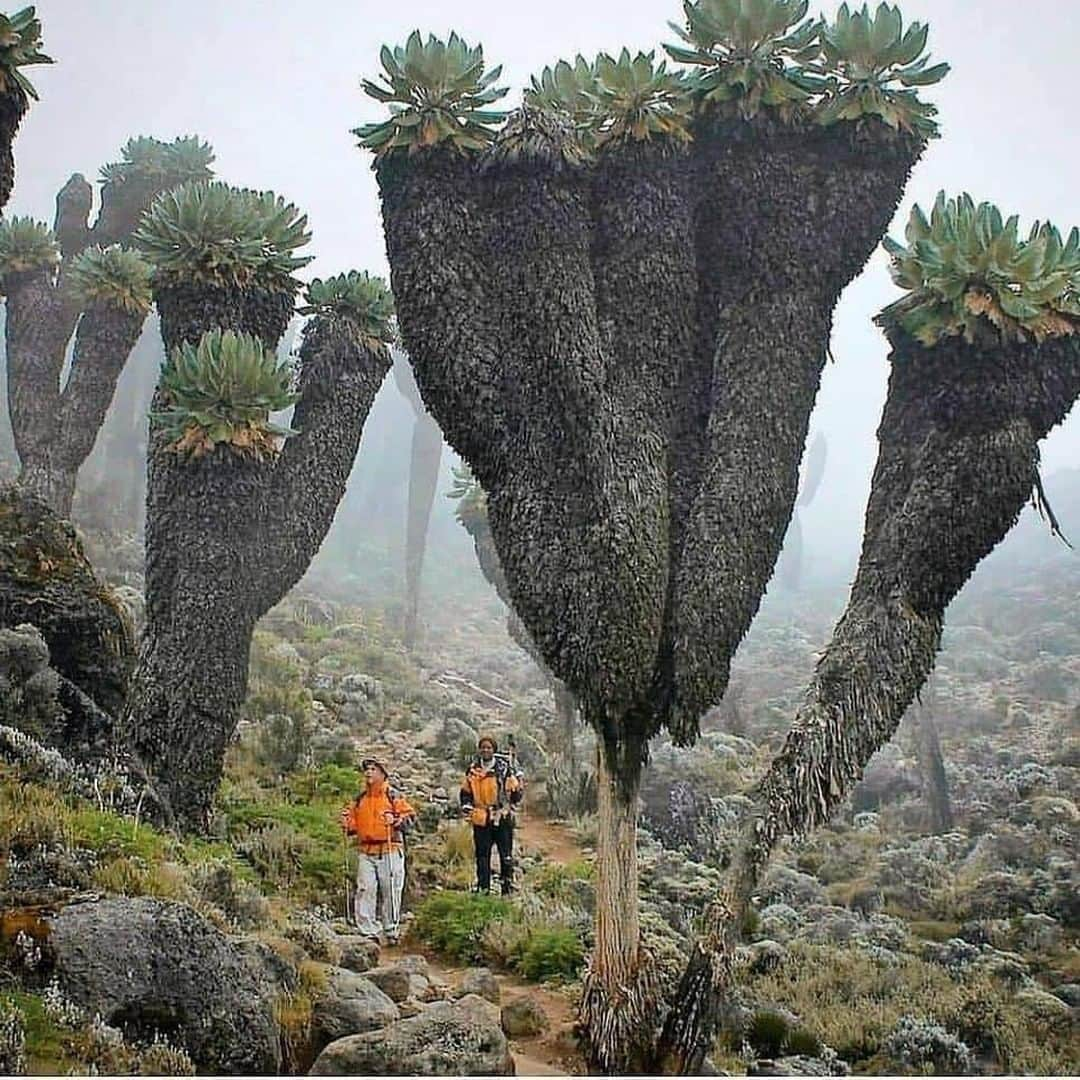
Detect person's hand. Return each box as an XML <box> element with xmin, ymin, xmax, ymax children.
<box><xmin>382</xmin><ymin>810</ymin><xmax>396</xmax><ymax>824</ymax></box>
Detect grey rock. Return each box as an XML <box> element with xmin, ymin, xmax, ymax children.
<box><xmin>309</xmin><ymin>994</ymin><xmax>514</xmax><ymax>1076</ymax></box>
<box><xmin>749</xmin><ymin>1055</ymin><xmax>850</xmax><ymax>1076</ymax></box>
<box><xmin>311</xmin><ymin>966</ymin><xmax>399</xmax><ymax>1053</ymax></box>
<box><xmin>1051</xmin><ymin>983</ymin><xmax>1080</xmax><ymax>1007</ymax></box>
<box><xmin>457</xmin><ymin>966</ymin><xmax>500</xmax><ymax>1004</ymax></box>
<box><xmin>237</xmin><ymin>937</ymin><xmax>299</xmax><ymax>994</ymax></box>
<box><xmin>363</xmin><ymin>965</ymin><xmax>412</xmax><ymax>1003</ymax></box>
<box><xmin>500</xmin><ymin>995</ymin><xmax>550</xmax><ymax>1037</ymax></box>
<box><xmin>47</xmin><ymin>897</ymin><xmax>279</xmax><ymax>1074</ymax></box>
<box><xmin>337</xmin><ymin>934</ymin><xmax>380</xmax><ymax>973</ymax></box>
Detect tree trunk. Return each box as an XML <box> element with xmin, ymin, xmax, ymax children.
<box><xmin>661</xmin><ymin>122</ymin><xmax>921</xmax><ymax>743</ymax></box>
<box><xmin>0</xmin><ymin>84</ymin><xmax>27</xmax><ymax>211</ymax></box>
<box><xmin>125</xmin><ymin>307</ymin><xmax>386</xmax><ymax>829</ymax></box>
<box><xmin>915</xmin><ymin>703</ymin><xmax>952</xmax><ymax>834</ymax></box>
<box><xmin>402</xmin><ymin>409</ymin><xmax>441</xmax><ymax>648</ymax></box>
<box><xmin>579</xmin><ymin>738</ymin><xmax>659</xmax><ymax>1075</ymax></box>
<box><xmin>652</xmin><ymin>331</ymin><xmax>1080</xmax><ymax>1073</ymax></box>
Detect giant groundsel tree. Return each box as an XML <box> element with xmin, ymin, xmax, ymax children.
<box><xmin>657</xmin><ymin>194</ymin><xmax>1080</xmax><ymax>1069</ymax></box>
<box><xmin>0</xmin><ymin>136</ymin><xmax>214</xmax><ymax>516</ymax></box>
<box><xmin>124</xmin><ymin>185</ymin><xmax>394</xmax><ymax>827</ymax></box>
<box><xmin>357</xmin><ymin>3</ymin><xmax>947</xmax><ymax>1069</ymax></box>
<box><xmin>0</xmin><ymin>6</ymin><xmax>50</xmax><ymax>209</ymax></box>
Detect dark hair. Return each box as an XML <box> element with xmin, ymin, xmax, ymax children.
<box><xmin>477</xmin><ymin>734</ymin><xmax>497</xmax><ymax>751</ymax></box>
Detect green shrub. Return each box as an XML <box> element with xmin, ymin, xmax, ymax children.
<box><xmin>410</xmin><ymin>891</ymin><xmax>513</xmax><ymax>962</ymax></box>
<box><xmin>533</xmin><ymin>860</ymin><xmax>593</xmax><ymax>900</ymax></box>
<box><xmin>785</xmin><ymin>1027</ymin><xmax>823</xmax><ymax>1058</ymax></box>
<box><xmin>747</xmin><ymin>1010</ymin><xmax>791</xmax><ymax>1058</ymax></box>
<box><xmin>512</xmin><ymin>926</ymin><xmax>584</xmax><ymax>982</ymax></box>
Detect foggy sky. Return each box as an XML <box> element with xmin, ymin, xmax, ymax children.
<box><xmin>12</xmin><ymin>0</ymin><xmax>1079</xmax><ymax>570</ymax></box>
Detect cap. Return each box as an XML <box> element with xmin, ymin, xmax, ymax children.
<box><xmin>361</xmin><ymin>757</ymin><xmax>389</xmax><ymax>778</ymax></box>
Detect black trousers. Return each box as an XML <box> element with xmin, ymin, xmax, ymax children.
<box><xmin>473</xmin><ymin>816</ymin><xmax>514</xmax><ymax>894</ymax></box>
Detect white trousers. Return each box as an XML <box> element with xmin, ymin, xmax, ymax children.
<box><xmin>353</xmin><ymin>850</ymin><xmax>404</xmax><ymax>937</ymax></box>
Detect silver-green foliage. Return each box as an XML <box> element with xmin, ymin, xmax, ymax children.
<box><xmin>133</xmin><ymin>180</ymin><xmax>312</xmax><ymax>292</ymax></box>
<box><xmin>0</xmin><ymin>6</ymin><xmax>51</xmax><ymax>100</ymax></box>
<box><xmin>155</xmin><ymin>328</ymin><xmax>299</xmax><ymax>458</ymax></box>
<box><xmin>355</xmin><ymin>31</ymin><xmax>509</xmax><ymax>156</ymax></box>
<box><xmin>0</xmin><ymin>215</ymin><xmax>58</xmax><ymax>276</ymax></box>
<box><xmin>448</xmin><ymin>462</ymin><xmax>486</xmax><ymax>529</ymax></box>
<box><xmin>878</xmin><ymin>192</ymin><xmax>1080</xmax><ymax>346</ymax></box>
<box><xmin>664</xmin><ymin>0</ymin><xmax>826</xmax><ymax>120</ymax></box>
<box><xmin>810</xmin><ymin>3</ymin><xmax>949</xmax><ymax>137</ymax></box>
<box><xmin>98</xmin><ymin>135</ymin><xmax>215</xmax><ymax>187</ymax></box>
<box><xmin>66</xmin><ymin>245</ymin><xmax>153</xmax><ymax>315</ymax></box>
<box><xmin>299</xmin><ymin>271</ymin><xmax>395</xmax><ymax>348</ymax></box>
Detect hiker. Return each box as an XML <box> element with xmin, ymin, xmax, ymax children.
<box><xmin>460</xmin><ymin>734</ymin><xmax>524</xmax><ymax>895</ymax></box>
<box><xmin>340</xmin><ymin>757</ymin><xmax>416</xmax><ymax>943</ymax></box>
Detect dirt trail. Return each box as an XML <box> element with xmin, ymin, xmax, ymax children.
<box><xmin>384</xmin><ymin>814</ymin><xmax>586</xmax><ymax>1076</ymax></box>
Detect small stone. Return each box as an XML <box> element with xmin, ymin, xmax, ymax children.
<box><xmin>457</xmin><ymin>967</ymin><xmax>500</xmax><ymax>1004</ymax></box>
<box><xmin>364</xmin><ymin>965</ymin><xmax>412</xmax><ymax>1003</ymax></box>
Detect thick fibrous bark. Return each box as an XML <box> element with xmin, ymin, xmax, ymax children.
<box><xmin>655</xmin><ymin>331</ymin><xmax>1080</xmax><ymax>1073</ymax></box>
<box><xmin>125</xmin><ymin>302</ymin><xmax>388</xmax><ymax>828</ymax></box>
<box><xmin>379</xmin><ymin>117</ymin><xmax>923</xmax><ymax>1073</ymax></box>
<box><xmin>0</xmin><ymin>84</ymin><xmax>27</xmax><ymax>210</ymax></box>
<box><xmin>403</xmin><ymin>409</ymin><xmax>441</xmax><ymax>648</ymax></box>
<box><xmin>5</xmin><ymin>171</ymin><xmax>178</xmax><ymax>518</ymax></box>
<box><xmin>662</xmin><ymin>122</ymin><xmax>920</xmax><ymax>742</ymax></box>
<box><xmin>16</xmin><ymin>302</ymin><xmax>146</xmax><ymax>516</ymax></box>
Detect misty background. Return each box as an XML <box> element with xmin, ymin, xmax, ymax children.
<box><xmin>5</xmin><ymin>0</ymin><xmax>1078</xmax><ymax>605</ymax></box>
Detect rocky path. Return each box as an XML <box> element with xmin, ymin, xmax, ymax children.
<box><xmin>384</xmin><ymin>814</ymin><xmax>585</xmax><ymax>1076</ymax></box>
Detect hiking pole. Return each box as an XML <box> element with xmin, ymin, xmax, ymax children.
<box><xmin>384</xmin><ymin>813</ymin><xmax>401</xmax><ymax>933</ymax></box>
<box><xmin>341</xmin><ymin>830</ymin><xmax>354</xmax><ymax>926</ymax></box>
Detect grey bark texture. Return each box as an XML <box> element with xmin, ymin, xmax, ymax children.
<box><xmin>655</xmin><ymin>331</ymin><xmax>1080</xmax><ymax>1072</ymax></box>
<box><xmin>3</xmin><ymin>172</ymin><xmax>166</xmax><ymax>518</ymax></box>
<box><xmin>124</xmin><ymin>289</ymin><xmax>390</xmax><ymax>828</ymax></box>
<box><xmin>0</xmin><ymin>83</ymin><xmax>27</xmax><ymax>210</ymax></box>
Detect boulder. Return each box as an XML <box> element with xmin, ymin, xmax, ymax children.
<box><xmin>337</xmin><ymin>934</ymin><xmax>379</xmax><ymax>973</ymax></box>
<box><xmin>46</xmin><ymin>897</ymin><xmax>279</xmax><ymax>1074</ymax></box>
<box><xmin>363</xmin><ymin>964</ymin><xmax>412</xmax><ymax>1003</ymax></box>
<box><xmin>311</xmin><ymin>966</ymin><xmax>398</xmax><ymax>1053</ymax></box>
<box><xmin>0</xmin><ymin>486</ymin><xmax>134</xmax><ymax>758</ymax></box>
<box><xmin>310</xmin><ymin>994</ymin><xmax>514</xmax><ymax>1076</ymax></box>
<box><xmin>457</xmin><ymin>966</ymin><xmax>500</xmax><ymax>1004</ymax></box>
<box><xmin>501</xmin><ymin>995</ymin><xmax>550</xmax><ymax>1037</ymax></box>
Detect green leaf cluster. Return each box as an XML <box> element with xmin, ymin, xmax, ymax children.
<box><xmin>98</xmin><ymin>135</ymin><xmax>215</xmax><ymax>188</ymax></box>
<box><xmin>133</xmin><ymin>180</ymin><xmax>312</xmax><ymax>292</ymax></box>
<box><xmin>0</xmin><ymin>6</ymin><xmax>51</xmax><ymax>101</ymax></box>
<box><xmin>525</xmin><ymin>50</ymin><xmax>694</xmax><ymax>151</ymax></box>
<box><xmin>448</xmin><ymin>462</ymin><xmax>487</xmax><ymax>529</ymax></box>
<box><xmin>355</xmin><ymin>31</ymin><xmax>509</xmax><ymax>156</ymax></box>
<box><xmin>0</xmin><ymin>215</ymin><xmax>58</xmax><ymax>276</ymax></box>
<box><xmin>665</xmin><ymin>0</ymin><xmax>827</xmax><ymax>121</ymax></box>
<box><xmin>878</xmin><ymin>192</ymin><xmax>1080</xmax><ymax>346</ymax></box>
<box><xmin>809</xmin><ymin>3</ymin><xmax>949</xmax><ymax>137</ymax></box>
<box><xmin>65</xmin><ymin>244</ymin><xmax>153</xmax><ymax>316</ymax></box>
<box><xmin>299</xmin><ymin>270</ymin><xmax>395</xmax><ymax>348</ymax></box>
<box><xmin>154</xmin><ymin>328</ymin><xmax>299</xmax><ymax>459</ymax></box>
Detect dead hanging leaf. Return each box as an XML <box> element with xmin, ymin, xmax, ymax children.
<box><xmin>1029</xmin><ymin>311</ymin><xmax>1077</xmax><ymax>341</ymax></box>
<box><xmin>964</xmin><ymin>288</ymin><xmax>1008</xmax><ymax>328</ymax></box>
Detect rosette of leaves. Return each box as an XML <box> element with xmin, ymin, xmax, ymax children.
<box><xmin>486</xmin><ymin>102</ymin><xmax>593</xmax><ymax>168</ymax></box>
<box><xmin>65</xmin><ymin>244</ymin><xmax>153</xmax><ymax>315</ymax></box>
<box><xmin>0</xmin><ymin>6</ymin><xmax>51</xmax><ymax>100</ymax></box>
<box><xmin>299</xmin><ymin>270</ymin><xmax>395</xmax><ymax>348</ymax></box>
<box><xmin>98</xmin><ymin>135</ymin><xmax>215</xmax><ymax>187</ymax></box>
<box><xmin>525</xmin><ymin>55</ymin><xmax>601</xmax><ymax>135</ymax></box>
<box><xmin>878</xmin><ymin>192</ymin><xmax>1080</xmax><ymax>346</ymax></box>
<box><xmin>448</xmin><ymin>461</ymin><xmax>486</xmax><ymax>529</ymax></box>
<box><xmin>154</xmin><ymin>328</ymin><xmax>299</xmax><ymax>459</ymax></box>
<box><xmin>133</xmin><ymin>180</ymin><xmax>312</xmax><ymax>292</ymax></box>
<box><xmin>810</xmin><ymin>3</ymin><xmax>949</xmax><ymax>137</ymax></box>
<box><xmin>664</xmin><ymin>0</ymin><xmax>826</xmax><ymax>120</ymax></box>
<box><xmin>0</xmin><ymin>214</ymin><xmax>58</xmax><ymax>275</ymax></box>
<box><xmin>592</xmin><ymin>49</ymin><xmax>694</xmax><ymax>147</ymax></box>
<box><xmin>355</xmin><ymin>30</ymin><xmax>509</xmax><ymax>156</ymax></box>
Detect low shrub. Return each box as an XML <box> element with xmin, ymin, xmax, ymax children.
<box><xmin>410</xmin><ymin>891</ymin><xmax>512</xmax><ymax>963</ymax></box>
<box><xmin>511</xmin><ymin>925</ymin><xmax>584</xmax><ymax>982</ymax></box>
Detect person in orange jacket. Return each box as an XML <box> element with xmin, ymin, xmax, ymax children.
<box><xmin>340</xmin><ymin>757</ymin><xmax>416</xmax><ymax>943</ymax></box>
<box><xmin>460</xmin><ymin>734</ymin><xmax>524</xmax><ymax>895</ymax></box>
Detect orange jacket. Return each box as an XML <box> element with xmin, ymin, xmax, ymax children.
<box><xmin>460</xmin><ymin>756</ymin><xmax>523</xmax><ymax>827</ymax></box>
<box><xmin>340</xmin><ymin>780</ymin><xmax>416</xmax><ymax>855</ymax></box>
